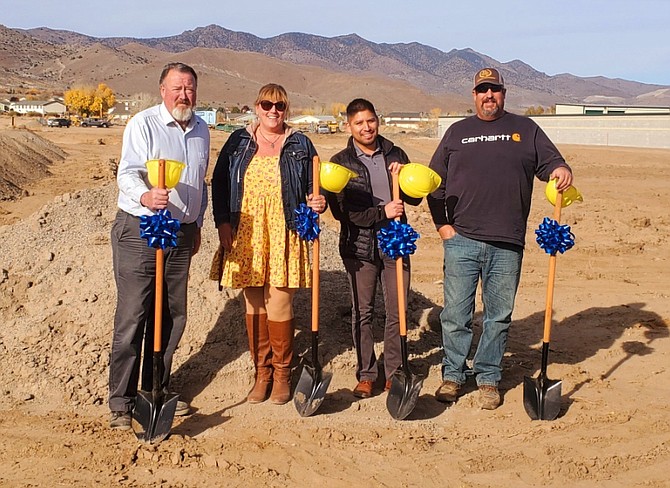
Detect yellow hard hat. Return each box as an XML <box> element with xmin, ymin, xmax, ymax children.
<box><xmin>545</xmin><ymin>179</ymin><xmax>583</xmax><ymax>208</ymax></box>
<box><xmin>146</xmin><ymin>159</ymin><xmax>186</xmax><ymax>189</ymax></box>
<box><xmin>398</xmin><ymin>163</ymin><xmax>442</xmax><ymax>198</ymax></box>
<box><xmin>320</xmin><ymin>161</ymin><xmax>358</xmax><ymax>193</ymax></box>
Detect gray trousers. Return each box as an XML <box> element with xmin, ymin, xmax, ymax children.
<box><xmin>343</xmin><ymin>255</ymin><xmax>410</xmax><ymax>382</ymax></box>
<box><xmin>109</xmin><ymin>210</ymin><xmax>196</xmax><ymax>413</ymax></box>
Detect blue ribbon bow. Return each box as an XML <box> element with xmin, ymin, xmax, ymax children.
<box><xmin>295</xmin><ymin>203</ymin><xmax>321</xmax><ymax>242</ymax></box>
<box><xmin>377</xmin><ymin>220</ymin><xmax>420</xmax><ymax>259</ymax></box>
<box><xmin>139</xmin><ymin>209</ymin><xmax>181</xmax><ymax>249</ymax></box>
<box><xmin>535</xmin><ymin>217</ymin><xmax>575</xmax><ymax>255</ymax></box>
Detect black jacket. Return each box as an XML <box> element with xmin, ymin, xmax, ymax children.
<box><xmin>212</xmin><ymin>125</ymin><xmax>317</xmax><ymax>230</ymax></box>
<box><xmin>327</xmin><ymin>135</ymin><xmax>421</xmax><ymax>262</ymax></box>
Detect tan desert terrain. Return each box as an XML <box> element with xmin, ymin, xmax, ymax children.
<box><xmin>0</xmin><ymin>116</ymin><xmax>669</xmax><ymax>487</ymax></box>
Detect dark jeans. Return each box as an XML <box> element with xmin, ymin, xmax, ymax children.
<box><xmin>108</xmin><ymin>210</ymin><xmax>196</xmax><ymax>413</ymax></box>
<box><xmin>343</xmin><ymin>255</ymin><xmax>410</xmax><ymax>382</ymax></box>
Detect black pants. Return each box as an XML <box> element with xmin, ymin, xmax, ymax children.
<box><xmin>343</xmin><ymin>255</ymin><xmax>410</xmax><ymax>382</ymax></box>
<box><xmin>108</xmin><ymin>210</ymin><xmax>196</xmax><ymax>413</ymax></box>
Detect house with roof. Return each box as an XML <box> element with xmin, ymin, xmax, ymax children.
<box><xmin>382</xmin><ymin>112</ymin><xmax>431</xmax><ymax>129</ymax></box>
<box><xmin>10</xmin><ymin>99</ymin><xmax>66</xmax><ymax>115</ymax></box>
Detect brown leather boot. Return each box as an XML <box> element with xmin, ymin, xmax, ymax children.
<box><xmin>268</xmin><ymin>319</ymin><xmax>294</xmax><ymax>405</ymax></box>
<box><xmin>245</xmin><ymin>314</ymin><xmax>272</xmax><ymax>403</ymax></box>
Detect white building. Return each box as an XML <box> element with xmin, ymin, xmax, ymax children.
<box><xmin>10</xmin><ymin>99</ymin><xmax>67</xmax><ymax>115</ymax></box>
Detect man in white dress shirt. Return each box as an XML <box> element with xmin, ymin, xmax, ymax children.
<box><xmin>109</xmin><ymin>62</ymin><xmax>210</xmax><ymax>430</ymax></box>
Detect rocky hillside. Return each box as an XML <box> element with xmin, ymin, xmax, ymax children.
<box><xmin>6</xmin><ymin>24</ymin><xmax>670</xmax><ymax>111</ymax></box>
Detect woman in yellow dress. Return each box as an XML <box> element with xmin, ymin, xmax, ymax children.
<box><xmin>211</xmin><ymin>83</ymin><xmax>326</xmax><ymax>404</ymax></box>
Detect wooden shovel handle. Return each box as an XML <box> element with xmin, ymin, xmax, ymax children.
<box><xmin>392</xmin><ymin>172</ymin><xmax>408</xmax><ymax>338</ymax></box>
<box><xmin>154</xmin><ymin>159</ymin><xmax>166</xmax><ymax>353</ymax></box>
<box><xmin>311</xmin><ymin>155</ymin><xmax>320</xmax><ymax>333</ymax></box>
<box><xmin>543</xmin><ymin>191</ymin><xmax>563</xmax><ymax>343</ymax></box>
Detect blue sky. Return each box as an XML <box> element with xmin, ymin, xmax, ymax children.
<box><xmin>3</xmin><ymin>0</ymin><xmax>669</xmax><ymax>85</ymax></box>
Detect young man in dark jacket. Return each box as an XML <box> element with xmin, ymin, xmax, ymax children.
<box><xmin>326</xmin><ymin>98</ymin><xmax>421</xmax><ymax>398</ymax></box>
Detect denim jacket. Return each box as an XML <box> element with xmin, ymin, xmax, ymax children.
<box><xmin>212</xmin><ymin>124</ymin><xmax>317</xmax><ymax>231</ymax></box>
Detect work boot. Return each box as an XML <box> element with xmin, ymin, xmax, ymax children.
<box><xmin>268</xmin><ymin>319</ymin><xmax>294</xmax><ymax>405</ymax></box>
<box><xmin>435</xmin><ymin>380</ymin><xmax>463</xmax><ymax>403</ymax></box>
<box><xmin>109</xmin><ymin>411</ymin><xmax>131</xmax><ymax>430</ymax></box>
<box><xmin>246</xmin><ymin>314</ymin><xmax>273</xmax><ymax>403</ymax></box>
<box><xmin>478</xmin><ymin>385</ymin><xmax>501</xmax><ymax>410</ymax></box>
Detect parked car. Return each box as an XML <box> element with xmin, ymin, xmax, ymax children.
<box><xmin>47</xmin><ymin>118</ymin><xmax>71</xmax><ymax>128</ymax></box>
<box><xmin>80</xmin><ymin>117</ymin><xmax>111</xmax><ymax>128</ymax></box>
<box><xmin>316</xmin><ymin>124</ymin><xmax>330</xmax><ymax>134</ymax></box>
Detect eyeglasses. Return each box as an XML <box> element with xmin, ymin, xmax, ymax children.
<box><xmin>259</xmin><ymin>100</ymin><xmax>287</xmax><ymax>111</ymax></box>
<box><xmin>475</xmin><ymin>84</ymin><xmax>504</xmax><ymax>94</ymax></box>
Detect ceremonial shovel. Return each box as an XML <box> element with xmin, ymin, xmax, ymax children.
<box><xmin>132</xmin><ymin>159</ymin><xmax>179</xmax><ymax>442</ymax></box>
<box><xmin>523</xmin><ymin>191</ymin><xmax>564</xmax><ymax>421</ymax></box>
<box><xmin>293</xmin><ymin>156</ymin><xmax>333</xmax><ymax>417</ymax></box>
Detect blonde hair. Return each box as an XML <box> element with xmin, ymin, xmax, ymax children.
<box><xmin>255</xmin><ymin>83</ymin><xmax>290</xmax><ymax>117</ymax></box>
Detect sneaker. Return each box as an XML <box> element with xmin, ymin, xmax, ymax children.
<box><xmin>110</xmin><ymin>411</ymin><xmax>131</xmax><ymax>430</ymax></box>
<box><xmin>175</xmin><ymin>400</ymin><xmax>191</xmax><ymax>416</ymax></box>
<box><xmin>478</xmin><ymin>385</ymin><xmax>501</xmax><ymax>410</ymax></box>
<box><xmin>435</xmin><ymin>380</ymin><xmax>462</xmax><ymax>403</ymax></box>
<box><xmin>353</xmin><ymin>380</ymin><xmax>374</xmax><ymax>398</ymax></box>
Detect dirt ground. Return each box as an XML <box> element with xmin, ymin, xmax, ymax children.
<box><xmin>0</xmin><ymin>116</ymin><xmax>669</xmax><ymax>488</ymax></box>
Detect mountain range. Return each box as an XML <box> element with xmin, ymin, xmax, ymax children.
<box><xmin>2</xmin><ymin>24</ymin><xmax>669</xmax><ymax>114</ymax></box>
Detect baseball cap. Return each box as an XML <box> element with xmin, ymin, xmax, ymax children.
<box><xmin>473</xmin><ymin>68</ymin><xmax>504</xmax><ymax>89</ymax></box>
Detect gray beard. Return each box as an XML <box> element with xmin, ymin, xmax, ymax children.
<box><xmin>172</xmin><ymin>106</ymin><xmax>193</xmax><ymax>123</ymax></box>
<box><xmin>482</xmin><ymin>104</ymin><xmax>500</xmax><ymax>118</ymax></box>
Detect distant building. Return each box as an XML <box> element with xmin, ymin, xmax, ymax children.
<box><xmin>195</xmin><ymin>108</ymin><xmax>217</xmax><ymax>126</ymax></box>
<box><xmin>289</xmin><ymin>115</ymin><xmax>336</xmax><ymax>126</ymax></box>
<box><xmin>555</xmin><ymin>103</ymin><xmax>670</xmax><ymax>115</ymax></box>
<box><xmin>437</xmin><ymin>104</ymin><xmax>670</xmax><ymax>149</ymax></box>
<box><xmin>109</xmin><ymin>99</ymin><xmax>143</xmax><ymax>122</ymax></box>
<box><xmin>10</xmin><ymin>99</ymin><xmax>66</xmax><ymax>115</ymax></box>
<box><xmin>383</xmin><ymin>112</ymin><xmax>431</xmax><ymax>129</ymax></box>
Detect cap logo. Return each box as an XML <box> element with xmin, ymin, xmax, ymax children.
<box><xmin>479</xmin><ymin>69</ymin><xmax>494</xmax><ymax>79</ymax></box>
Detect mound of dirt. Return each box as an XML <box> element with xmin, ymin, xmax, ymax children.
<box><xmin>0</xmin><ymin>129</ymin><xmax>67</xmax><ymax>201</ymax></box>
<box><xmin>0</xmin><ymin>179</ymin><xmax>439</xmax><ymax>410</ymax></box>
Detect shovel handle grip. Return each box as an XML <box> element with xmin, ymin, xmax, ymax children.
<box><xmin>154</xmin><ymin>159</ymin><xmax>166</xmax><ymax>353</ymax></box>
<box><xmin>392</xmin><ymin>172</ymin><xmax>408</xmax><ymax>338</ymax></box>
<box><xmin>311</xmin><ymin>155</ymin><xmax>320</xmax><ymax>333</ymax></box>
<box><xmin>543</xmin><ymin>191</ymin><xmax>563</xmax><ymax>343</ymax></box>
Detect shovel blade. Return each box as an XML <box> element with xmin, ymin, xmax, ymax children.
<box><xmin>386</xmin><ymin>369</ymin><xmax>424</xmax><ymax>420</ymax></box>
<box><xmin>132</xmin><ymin>390</ymin><xmax>179</xmax><ymax>443</ymax></box>
<box><xmin>523</xmin><ymin>375</ymin><xmax>562</xmax><ymax>420</ymax></box>
<box><xmin>293</xmin><ymin>364</ymin><xmax>333</xmax><ymax>417</ymax></box>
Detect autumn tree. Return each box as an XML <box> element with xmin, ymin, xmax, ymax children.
<box><xmin>429</xmin><ymin>107</ymin><xmax>442</xmax><ymax>118</ymax></box>
<box><xmin>64</xmin><ymin>83</ymin><xmax>116</xmax><ymax>117</ymax></box>
<box><xmin>91</xmin><ymin>83</ymin><xmax>116</xmax><ymax>117</ymax></box>
<box><xmin>331</xmin><ymin>102</ymin><xmax>346</xmax><ymax>118</ymax></box>
<box><xmin>524</xmin><ymin>105</ymin><xmax>545</xmax><ymax>116</ymax></box>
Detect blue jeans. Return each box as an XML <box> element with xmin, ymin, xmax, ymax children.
<box><xmin>440</xmin><ymin>234</ymin><xmax>523</xmax><ymax>387</ymax></box>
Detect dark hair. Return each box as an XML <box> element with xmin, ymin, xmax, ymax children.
<box><xmin>159</xmin><ymin>62</ymin><xmax>198</xmax><ymax>86</ymax></box>
<box><xmin>346</xmin><ymin>98</ymin><xmax>377</xmax><ymax>120</ymax></box>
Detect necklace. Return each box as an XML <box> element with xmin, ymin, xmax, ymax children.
<box><xmin>258</xmin><ymin>130</ymin><xmax>283</xmax><ymax>149</ymax></box>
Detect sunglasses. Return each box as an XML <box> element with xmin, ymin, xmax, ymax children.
<box><xmin>259</xmin><ymin>100</ymin><xmax>287</xmax><ymax>111</ymax></box>
<box><xmin>475</xmin><ymin>84</ymin><xmax>504</xmax><ymax>94</ymax></box>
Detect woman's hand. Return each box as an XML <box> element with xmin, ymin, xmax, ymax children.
<box><xmin>217</xmin><ymin>223</ymin><xmax>233</xmax><ymax>252</ymax></box>
<box><xmin>307</xmin><ymin>193</ymin><xmax>327</xmax><ymax>214</ymax></box>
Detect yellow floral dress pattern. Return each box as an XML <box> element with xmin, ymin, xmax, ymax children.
<box><xmin>221</xmin><ymin>155</ymin><xmax>311</xmax><ymax>289</ymax></box>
